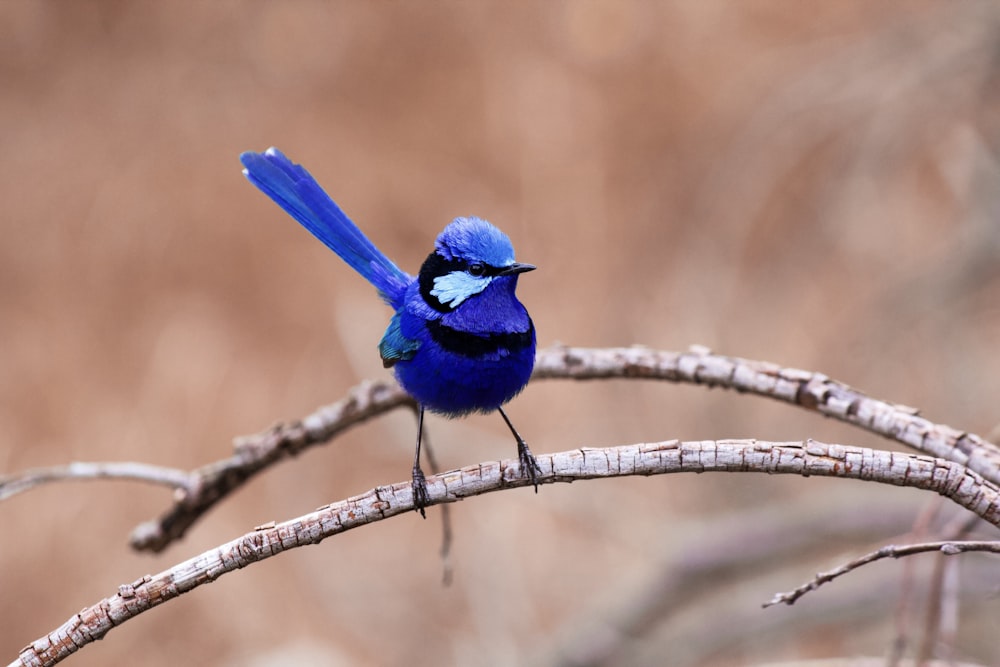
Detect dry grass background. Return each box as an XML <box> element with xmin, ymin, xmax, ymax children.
<box><xmin>2</xmin><ymin>2</ymin><xmax>1000</xmax><ymax>665</ymax></box>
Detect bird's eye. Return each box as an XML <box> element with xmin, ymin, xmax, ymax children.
<box><xmin>468</xmin><ymin>262</ymin><xmax>486</xmax><ymax>277</ymax></box>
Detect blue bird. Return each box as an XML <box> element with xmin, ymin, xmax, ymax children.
<box><xmin>240</xmin><ymin>148</ymin><xmax>540</xmax><ymax>516</ymax></box>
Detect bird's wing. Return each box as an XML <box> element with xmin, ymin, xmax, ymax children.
<box><xmin>378</xmin><ymin>311</ymin><xmax>420</xmax><ymax>368</ymax></box>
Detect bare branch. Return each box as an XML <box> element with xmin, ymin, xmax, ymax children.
<box><xmin>11</xmin><ymin>439</ymin><xmax>1000</xmax><ymax>667</ymax></box>
<box><xmin>133</xmin><ymin>345</ymin><xmax>1000</xmax><ymax>553</ymax></box>
<box><xmin>534</xmin><ymin>346</ymin><xmax>1000</xmax><ymax>483</ymax></box>
<box><xmin>5</xmin><ymin>345</ymin><xmax>997</xmax><ymax>554</ymax></box>
<box><xmin>0</xmin><ymin>462</ymin><xmax>194</xmax><ymax>501</ymax></box>
<box><xmin>765</xmin><ymin>540</ymin><xmax>1000</xmax><ymax>608</ymax></box>
<box><xmin>129</xmin><ymin>379</ymin><xmax>413</xmax><ymax>552</ymax></box>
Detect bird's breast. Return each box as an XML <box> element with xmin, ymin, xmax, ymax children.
<box><xmin>393</xmin><ymin>278</ymin><xmax>535</xmax><ymax>415</ymax></box>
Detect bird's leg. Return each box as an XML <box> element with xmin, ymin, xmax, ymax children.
<box><xmin>498</xmin><ymin>406</ymin><xmax>541</xmax><ymax>492</ymax></box>
<box><xmin>411</xmin><ymin>406</ymin><xmax>430</xmax><ymax>518</ymax></box>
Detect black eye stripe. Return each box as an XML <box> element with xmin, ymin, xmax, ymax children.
<box><xmin>419</xmin><ymin>253</ymin><xmax>463</xmax><ymax>312</ymax></box>
<box><xmin>418</xmin><ymin>252</ymin><xmax>505</xmax><ymax>312</ymax></box>
<box><xmin>420</xmin><ymin>253</ymin><xmax>467</xmax><ymax>278</ymax></box>
<box><xmin>480</xmin><ymin>264</ymin><xmax>505</xmax><ymax>277</ymax></box>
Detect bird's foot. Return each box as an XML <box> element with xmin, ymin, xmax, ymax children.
<box><xmin>516</xmin><ymin>439</ymin><xmax>543</xmax><ymax>493</ymax></box>
<box><xmin>411</xmin><ymin>466</ymin><xmax>429</xmax><ymax>519</ymax></box>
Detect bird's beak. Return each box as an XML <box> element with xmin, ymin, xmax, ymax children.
<box><xmin>499</xmin><ymin>262</ymin><xmax>536</xmax><ymax>275</ymax></box>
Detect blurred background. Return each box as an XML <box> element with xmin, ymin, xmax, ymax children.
<box><xmin>2</xmin><ymin>2</ymin><xmax>1000</xmax><ymax>665</ymax></box>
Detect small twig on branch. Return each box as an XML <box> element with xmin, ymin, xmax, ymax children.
<box><xmin>12</xmin><ymin>439</ymin><xmax>1000</xmax><ymax>667</ymax></box>
<box><xmin>917</xmin><ymin>512</ymin><xmax>982</xmax><ymax>663</ymax></box>
<box><xmin>889</xmin><ymin>497</ymin><xmax>945</xmax><ymax>666</ymax></box>
<box><xmin>552</xmin><ymin>495</ymin><xmax>920</xmax><ymax>667</ymax></box>
<box><xmin>0</xmin><ymin>462</ymin><xmax>194</xmax><ymax>502</ymax></box>
<box><xmin>407</xmin><ymin>405</ymin><xmax>454</xmax><ymax>585</ymax></box>
<box><xmin>764</xmin><ymin>540</ymin><xmax>1000</xmax><ymax>608</ymax></box>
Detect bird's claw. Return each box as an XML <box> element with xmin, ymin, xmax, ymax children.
<box><xmin>517</xmin><ymin>440</ymin><xmax>542</xmax><ymax>493</ymax></box>
<box><xmin>411</xmin><ymin>467</ymin><xmax>429</xmax><ymax>519</ymax></box>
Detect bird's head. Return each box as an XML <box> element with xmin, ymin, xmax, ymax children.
<box><xmin>418</xmin><ymin>217</ymin><xmax>535</xmax><ymax>313</ymax></box>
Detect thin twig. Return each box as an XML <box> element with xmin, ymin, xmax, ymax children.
<box><xmin>11</xmin><ymin>439</ymin><xmax>1000</xmax><ymax>667</ymax></box>
<box><xmin>0</xmin><ymin>462</ymin><xmax>194</xmax><ymax>501</ymax></box>
<box><xmin>551</xmin><ymin>495</ymin><xmax>920</xmax><ymax>667</ymax></box>
<box><xmin>916</xmin><ymin>513</ymin><xmax>982</xmax><ymax>663</ymax></box>
<box><xmin>409</xmin><ymin>404</ymin><xmax>454</xmax><ymax>585</ymax></box>
<box><xmin>764</xmin><ymin>540</ymin><xmax>1000</xmax><ymax>608</ymax></box>
<box><xmin>889</xmin><ymin>498</ymin><xmax>945</xmax><ymax>665</ymax></box>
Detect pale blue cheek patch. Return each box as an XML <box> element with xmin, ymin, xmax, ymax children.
<box><xmin>431</xmin><ymin>271</ymin><xmax>491</xmax><ymax>308</ymax></box>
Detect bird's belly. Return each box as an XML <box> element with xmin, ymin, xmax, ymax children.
<box><xmin>393</xmin><ymin>340</ymin><xmax>535</xmax><ymax>417</ymax></box>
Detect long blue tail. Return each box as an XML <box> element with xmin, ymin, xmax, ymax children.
<box><xmin>241</xmin><ymin>148</ymin><xmax>410</xmax><ymax>308</ymax></box>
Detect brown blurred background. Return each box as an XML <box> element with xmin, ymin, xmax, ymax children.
<box><xmin>2</xmin><ymin>2</ymin><xmax>1000</xmax><ymax>666</ymax></box>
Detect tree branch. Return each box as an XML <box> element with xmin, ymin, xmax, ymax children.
<box><xmin>6</xmin><ymin>345</ymin><xmax>998</xmax><ymax>553</ymax></box>
<box><xmin>133</xmin><ymin>345</ymin><xmax>1000</xmax><ymax>553</ymax></box>
<box><xmin>129</xmin><ymin>379</ymin><xmax>413</xmax><ymax>552</ymax></box>
<box><xmin>11</xmin><ymin>439</ymin><xmax>1000</xmax><ymax>667</ymax></box>
<box><xmin>533</xmin><ymin>346</ymin><xmax>1000</xmax><ymax>482</ymax></box>
<box><xmin>764</xmin><ymin>540</ymin><xmax>1000</xmax><ymax>608</ymax></box>
<box><xmin>0</xmin><ymin>462</ymin><xmax>193</xmax><ymax>501</ymax></box>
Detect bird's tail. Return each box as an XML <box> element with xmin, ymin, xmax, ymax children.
<box><xmin>240</xmin><ymin>148</ymin><xmax>410</xmax><ymax>308</ymax></box>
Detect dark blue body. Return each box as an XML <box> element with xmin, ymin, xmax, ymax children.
<box><xmin>395</xmin><ymin>277</ymin><xmax>535</xmax><ymax>415</ymax></box>
<box><xmin>240</xmin><ymin>148</ymin><xmax>535</xmax><ymax>418</ymax></box>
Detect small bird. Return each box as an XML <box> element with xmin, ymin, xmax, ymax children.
<box><xmin>241</xmin><ymin>148</ymin><xmax>540</xmax><ymax>516</ymax></box>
